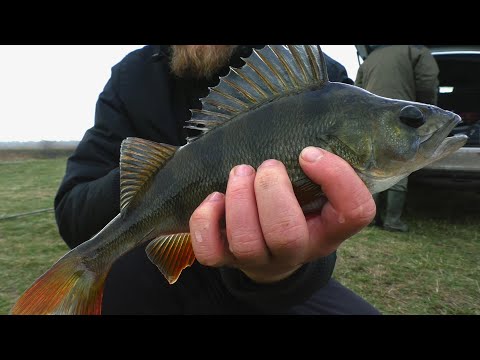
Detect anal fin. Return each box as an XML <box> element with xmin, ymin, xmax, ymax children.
<box><xmin>145</xmin><ymin>233</ymin><xmax>196</xmax><ymax>284</ymax></box>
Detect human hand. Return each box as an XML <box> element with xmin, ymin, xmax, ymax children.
<box><xmin>189</xmin><ymin>146</ymin><xmax>376</xmax><ymax>283</ymax></box>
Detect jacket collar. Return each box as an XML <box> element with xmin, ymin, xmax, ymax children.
<box><xmin>151</xmin><ymin>45</ymin><xmax>171</xmax><ymax>61</ymax></box>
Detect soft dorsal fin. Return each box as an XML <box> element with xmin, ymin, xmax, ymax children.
<box><xmin>120</xmin><ymin>137</ymin><xmax>178</xmax><ymax>211</ymax></box>
<box><xmin>185</xmin><ymin>45</ymin><xmax>329</xmax><ymax>142</ymax></box>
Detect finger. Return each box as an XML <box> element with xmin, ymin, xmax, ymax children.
<box><xmin>299</xmin><ymin>147</ymin><xmax>376</xmax><ymax>257</ymax></box>
<box><xmin>189</xmin><ymin>192</ymin><xmax>233</xmax><ymax>267</ymax></box>
<box><xmin>254</xmin><ymin>159</ymin><xmax>309</xmax><ymax>263</ymax></box>
<box><xmin>225</xmin><ymin>165</ymin><xmax>270</xmax><ymax>265</ymax></box>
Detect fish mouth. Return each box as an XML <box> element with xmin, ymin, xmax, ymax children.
<box><xmin>357</xmin><ymin>114</ymin><xmax>467</xmax><ymax>192</ymax></box>
<box><xmin>418</xmin><ymin>114</ymin><xmax>468</xmax><ymax>161</ymax></box>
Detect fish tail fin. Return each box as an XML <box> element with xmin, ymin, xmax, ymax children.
<box><xmin>11</xmin><ymin>252</ymin><xmax>108</xmax><ymax>315</ymax></box>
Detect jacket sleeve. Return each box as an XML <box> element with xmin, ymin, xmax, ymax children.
<box><xmin>54</xmin><ymin>63</ymin><xmax>135</xmax><ymax>249</ymax></box>
<box><xmin>220</xmin><ymin>252</ymin><xmax>337</xmax><ymax>313</ymax></box>
<box><xmin>411</xmin><ymin>46</ymin><xmax>440</xmax><ymax>105</ymax></box>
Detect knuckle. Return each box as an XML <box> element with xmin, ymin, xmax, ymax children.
<box><xmin>228</xmin><ymin>232</ymin><xmax>264</xmax><ymax>261</ymax></box>
<box><xmin>189</xmin><ymin>206</ymin><xmax>212</xmax><ymax>227</ymax></box>
<box><xmin>263</xmin><ymin>218</ymin><xmax>308</xmax><ymax>252</ymax></box>
<box><xmin>191</xmin><ymin>230</ymin><xmax>224</xmax><ymax>267</ymax></box>
<box><xmin>343</xmin><ymin>196</ymin><xmax>377</xmax><ymax>225</ymax></box>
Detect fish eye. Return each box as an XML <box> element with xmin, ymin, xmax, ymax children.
<box><xmin>399</xmin><ymin>105</ymin><xmax>425</xmax><ymax>128</ymax></box>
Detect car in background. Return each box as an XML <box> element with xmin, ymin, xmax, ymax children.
<box><xmin>355</xmin><ymin>45</ymin><xmax>480</xmax><ymax>190</ymax></box>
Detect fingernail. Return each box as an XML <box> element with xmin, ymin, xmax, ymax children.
<box><xmin>233</xmin><ymin>165</ymin><xmax>254</xmax><ymax>177</ymax></box>
<box><xmin>301</xmin><ymin>147</ymin><xmax>324</xmax><ymax>163</ymax></box>
<box><xmin>207</xmin><ymin>192</ymin><xmax>223</xmax><ymax>201</ymax></box>
<box><xmin>259</xmin><ymin>159</ymin><xmax>279</xmax><ymax>168</ymax></box>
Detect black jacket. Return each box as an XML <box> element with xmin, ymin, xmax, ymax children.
<box><xmin>54</xmin><ymin>45</ymin><xmax>353</xmax><ymax>314</ymax></box>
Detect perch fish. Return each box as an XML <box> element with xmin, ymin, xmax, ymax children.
<box><xmin>11</xmin><ymin>45</ymin><xmax>467</xmax><ymax>315</ymax></box>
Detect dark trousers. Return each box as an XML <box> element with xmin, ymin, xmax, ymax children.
<box><xmin>289</xmin><ymin>278</ymin><xmax>381</xmax><ymax>315</ymax></box>
<box><xmin>102</xmin><ymin>245</ymin><xmax>380</xmax><ymax>315</ymax></box>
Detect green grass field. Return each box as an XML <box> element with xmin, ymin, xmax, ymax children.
<box><xmin>1</xmin><ymin>151</ymin><xmax>479</xmax><ymax>315</ymax></box>
<box><xmin>0</xmin><ymin>154</ymin><xmax>69</xmax><ymax>314</ymax></box>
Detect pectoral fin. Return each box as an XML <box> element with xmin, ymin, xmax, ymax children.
<box><xmin>145</xmin><ymin>233</ymin><xmax>196</xmax><ymax>284</ymax></box>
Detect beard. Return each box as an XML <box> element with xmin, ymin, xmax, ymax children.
<box><xmin>170</xmin><ymin>45</ymin><xmax>238</xmax><ymax>79</ymax></box>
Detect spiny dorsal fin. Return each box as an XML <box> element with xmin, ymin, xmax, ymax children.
<box><xmin>120</xmin><ymin>137</ymin><xmax>178</xmax><ymax>211</ymax></box>
<box><xmin>145</xmin><ymin>233</ymin><xmax>195</xmax><ymax>284</ymax></box>
<box><xmin>185</xmin><ymin>45</ymin><xmax>329</xmax><ymax>143</ymax></box>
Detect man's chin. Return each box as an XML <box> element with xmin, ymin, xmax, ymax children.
<box><xmin>170</xmin><ymin>45</ymin><xmax>238</xmax><ymax>79</ymax></box>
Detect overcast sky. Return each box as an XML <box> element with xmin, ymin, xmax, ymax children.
<box><xmin>0</xmin><ymin>45</ymin><xmax>360</xmax><ymax>142</ymax></box>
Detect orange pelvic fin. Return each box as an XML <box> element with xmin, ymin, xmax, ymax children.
<box><xmin>145</xmin><ymin>233</ymin><xmax>196</xmax><ymax>284</ymax></box>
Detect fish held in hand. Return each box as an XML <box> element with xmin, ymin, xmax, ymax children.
<box><xmin>11</xmin><ymin>45</ymin><xmax>467</xmax><ymax>315</ymax></box>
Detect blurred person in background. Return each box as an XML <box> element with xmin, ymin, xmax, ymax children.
<box><xmin>355</xmin><ymin>45</ymin><xmax>439</xmax><ymax>232</ymax></box>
